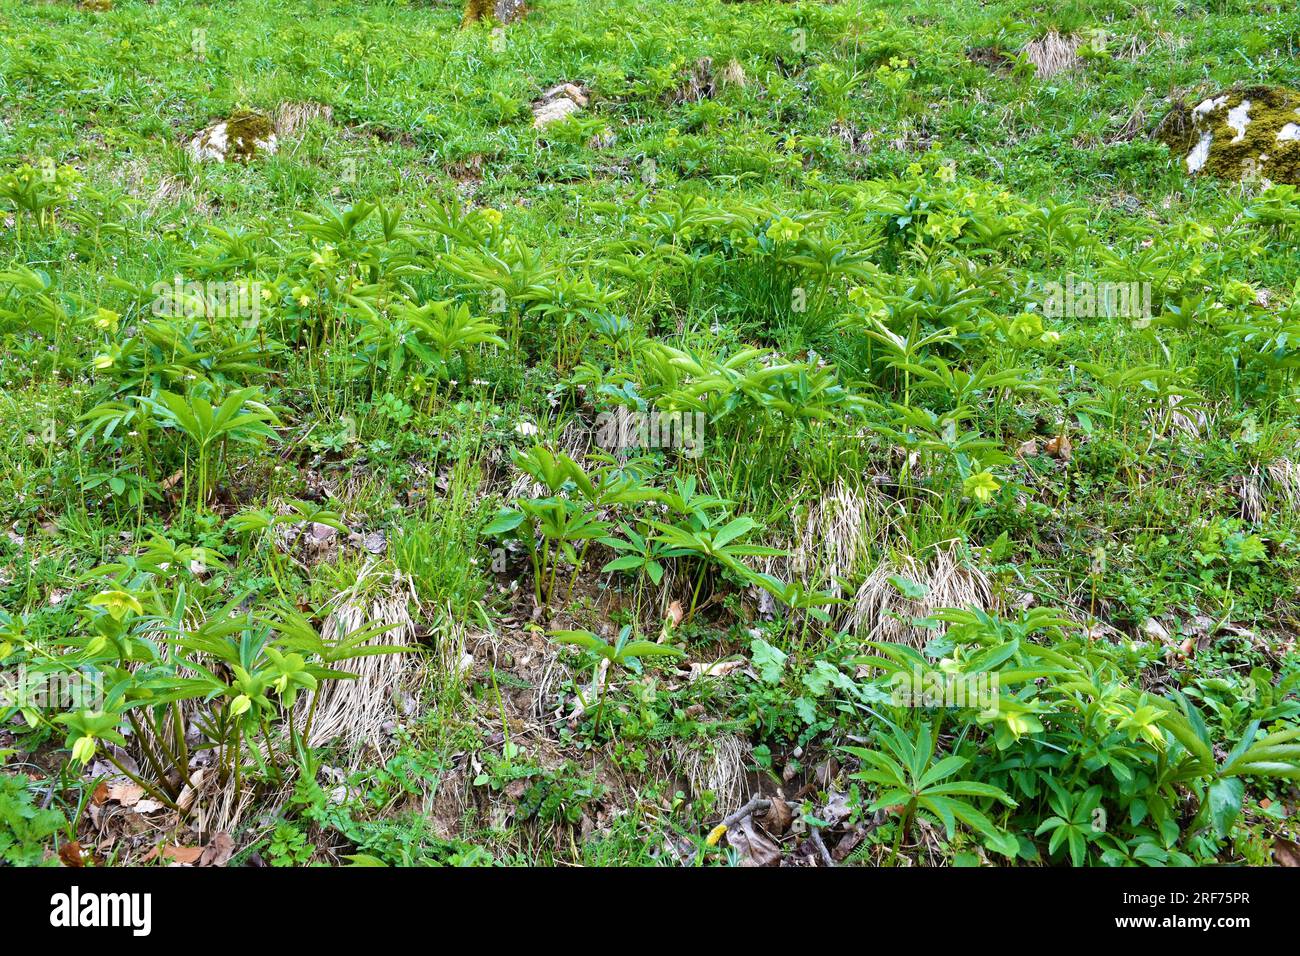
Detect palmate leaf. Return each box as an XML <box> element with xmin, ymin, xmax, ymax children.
<box><xmin>261</xmin><ymin>603</ymin><xmax>404</xmax><ymax>664</ymax></box>
<box><xmin>482</xmin><ymin>507</ymin><xmax>526</xmax><ymax>536</ymax></box>
<box><xmin>78</xmin><ymin>400</ymin><xmax>143</xmax><ymax>447</ymax></box>
<box><xmin>142</xmin><ymin>385</ymin><xmax>280</xmax><ymax>450</ymax></box>
<box><xmin>618</xmin><ymin>640</ymin><xmax>685</xmax><ymax>660</ymax></box>
<box><xmin>1219</xmin><ymin>725</ymin><xmax>1300</xmax><ymax>780</ymax></box>
<box><xmin>843</xmin><ymin>746</ymin><xmax>907</xmax><ymax>786</ymax></box>
<box><xmin>601</xmin><ymin>554</ymin><xmax>646</xmax><ymax>573</ymax></box>
<box><xmin>550</xmin><ymin>629</ymin><xmax>613</xmax><ymax>659</ymax></box>
<box><xmin>551</xmin><ymin>629</ymin><xmax>684</xmax><ymax>666</ymax></box>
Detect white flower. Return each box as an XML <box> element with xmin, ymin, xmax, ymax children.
<box><xmin>514</xmin><ymin>421</ymin><xmax>539</xmax><ymax>437</ymax></box>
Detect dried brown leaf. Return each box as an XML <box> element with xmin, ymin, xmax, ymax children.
<box><xmin>59</xmin><ymin>841</ymin><xmax>86</xmax><ymax>867</ymax></box>
<box><xmin>199</xmin><ymin>833</ymin><xmax>235</xmax><ymax>867</ymax></box>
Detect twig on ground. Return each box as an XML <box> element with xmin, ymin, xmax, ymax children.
<box><xmin>810</xmin><ymin>825</ymin><xmax>836</xmax><ymax>867</ymax></box>
<box><xmin>718</xmin><ymin>795</ymin><xmax>771</xmax><ymax>830</ymax></box>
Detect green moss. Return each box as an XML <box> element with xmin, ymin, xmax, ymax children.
<box><xmin>1153</xmin><ymin>101</ymin><xmax>1196</xmax><ymax>156</ymax></box>
<box><xmin>223</xmin><ymin>109</ymin><xmax>276</xmax><ymax>160</ymax></box>
<box><xmin>1158</xmin><ymin>86</ymin><xmax>1300</xmax><ymax>185</ymax></box>
<box><xmin>462</xmin><ymin>0</ymin><xmax>492</xmax><ymax>26</ymax></box>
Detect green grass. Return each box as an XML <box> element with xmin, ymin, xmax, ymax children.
<box><xmin>1</xmin><ymin>0</ymin><xmax>1299</xmax><ymax>867</ymax></box>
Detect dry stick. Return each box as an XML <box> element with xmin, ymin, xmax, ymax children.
<box><xmin>809</xmin><ymin>825</ymin><xmax>836</xmax><ymax>867</ymax></box>
<box><xmin>717</xmin><ymin>795</ymin><xmax>771</xmax><ymax>832</ymax></box>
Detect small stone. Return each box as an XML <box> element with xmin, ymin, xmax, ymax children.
<box><xmin>1155</xmin><ymin>86</ymin><xmax>1300</xmax><ymax>185</ymax></box>
<box><xmin>1140</xmin><ymin>618</ymin><xmax>1170</xmax><ymax>643</ymax></box>
<box><xmin>187</xmin><ymin>110</ymin><xmax>279</xmax><ymax>163</ymax></box>
<box><xmin>532</xmin><ymin>84</ymin><xmax>588</xmax><ymax>128</ymax></box>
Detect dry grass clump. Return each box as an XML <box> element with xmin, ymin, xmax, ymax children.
<box><xmin>298</xmin><ymin>566</ymin><xmax>423</xmax><ymax>758</ymax></box>
<box><xmin>1266</xmin><ymin>457</ymin><xmax>1300</xmax><ymax>513</ymax></box>
<box><xmin>669</xmin><ymin>732</ymin><xmax>750</xmax><ymax>811</ymax></box>
<box><xmin>721</xmin><ymin>59</ymin><xmax>748</xmax><ymax>89</ymax></box>
<box><xmin>847</xmin><ymin>542</ymin><xmax>995</xmax><ymax>646</ymax></box>
<box><xmin>1239</xmin><ymin>456</ymin><xmax>1300</xmax><ymax>521</ymax></box>
<box><xmin>673</xmin><ymin>57</ymin><xmax>717</xmax><ymax>104</ymax></box>
<box><xmin>272</xmin><ymin>101</ymin><xmax>334</xmax><ymax>139</ymax></box>
<box><xmin>1024</xmin><ymin>31</ymin><xmax>1081</xmax><ymax>78</ymax></box>
<box><xmin>761</xmin><ymin>480</ymin><xmax>892</xmax><ymax>597</ymax></box>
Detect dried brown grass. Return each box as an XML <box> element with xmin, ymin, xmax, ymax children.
<box><xmin>847</xmin><ymin>542</ymin><xmax>995</xmax><ymax>646</ymax></box>
<box><xmin>297</xmin><ymin>565</ymin><xmax>423</xmax><ymax>760</ymax></box>
<box><xmin>1024</xmin><ymin>32</ymin><xmax>1081</xmax><ymax>78</ymax></box>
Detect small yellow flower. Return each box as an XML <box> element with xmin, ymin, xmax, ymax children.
<box><xmin>230</xmin><ymin>694</ymin><xmax>252</xmax><ymax>717</ymax></box>
<box><xmin>765</xmin><ymin>216</ymin><xmax>803</xmax><ymax>243</ymax></box>
<box><xmin>71</xmin><ymin>735</ymin><xmax>96</xmax><ymax>765</ymax></box>
<box><xmin>479</xmin><ymin>207</ymin><xmax>503</xmax><ymax>227</ymax></box>
<box><xmin>963</xmin><ymin>471</ymin><xmax>1000</xmax><ymax>503</ymax></box>
<box><xmin>89</xmin><ymin>589</ymin><xmax>143</xmax><ymax>621</ymax></box>
<box><xmin>936</xmin><ymin>163</ymin><xmax>956</xmax><ymax>183</ymax></box>
<box><xmin>93</xmin><ymin>354</ymin><xmax>114</xmax><ymax>370</ymax></box>
<box><xmin>93</xmin><ymin>307</ymin><xmax>119</xmax><ymax>332</ymax></box>
<box><xmin>310</xmin><ymin>244</ymin><xmax>337</xmax><ymax>268</ymax></box>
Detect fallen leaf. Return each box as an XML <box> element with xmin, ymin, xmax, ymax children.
<box><xmin>199</xmin><ymin>832</ymin><xmax>235</xmax><ymax>867</ymax></box>
<box><xmin>1045</xmin><ymin>434</ymin><xmax>1072</xmax><ymax>461</ymax></box>
<box><xmin>833</xmin><ymin>825</ymin><xmax>868</xmax><ymax>861</ymax></box>
<box><xmin>1274</xmin><ymin>837</ymin><xmax>1300</xmax><ymax>867</ymax></box>
<box><xmin>107</xmin><ymin>781</ymin><xmax>145</xmax><ymax>806</ymax></box>
<box><xmin>821</xmin><ymin>790</ymin><xmax>854</xmax><ymax>827</ymax></box>
<box><xmin>59</xmin><ymin>842</ymin><xmax>86</xmax><ymax>867</ymax></box>
<box><xmin>728</xmin><ymin>815</ymin><xmax>781</xmax><ymax>867</ymax></box>
<box><xmin>759</xmin><ymin>795</ymin><xmax>793</xmax><ymax>835</ymax></box>
<box><xmin>665</xmin><ymin>600</ymin><xmax>684</xmax><ymax>629</ymax></box>
<box><xmin>176</xmin><ymin>768</ymin><xmax>205</xmax><ymax>812</ymax></box>
<box><xmin>1140</xmin><ymin>618</ymin><xmax>1170</xmax><ymax>643</ymax></box>
<box><xmin>503</xmin><ymin>778</ymin><xmax>529</xmax><ymax>801</ymax></box>
<box><xmin>162</xmin><ymin>845</ymin><xmax>204</xmax><ymax>865</ymax></box>
<box><xmin>813</xmin><ymin>758</ymin><xmax>839</xmax><ymax>788</ymax></box>
<box><xmin>685</xmin><ymin>658</ymin><xmax>745</xmax><ymax>682</ymax></box>
<box><xmin>91</xmin><ymin>782</ymin><xmax>110</xmax><ymax>806</ymax></box>
<box><xmin>1015</xmin><ymin>439</ymin><xmax>1039</xmax><ymax>458</ymax></box>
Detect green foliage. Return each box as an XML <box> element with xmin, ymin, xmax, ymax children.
<box><xmin>0</xmin><ymin>774</ymin><xmax>67</xmax><ymax>867</ymax></box>
<box><xmin>1</xmin><ymin>0</ymin><xmax>1298</xmax><ymax>868</ymax></box>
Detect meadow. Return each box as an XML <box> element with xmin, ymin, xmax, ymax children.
<box><xmin>1</xmin><ymin>0</ymin><xmax>1299</xmax><ymax>868</ymax></box>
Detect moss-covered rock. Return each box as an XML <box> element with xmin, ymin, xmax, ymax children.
<box><xmin>1156</xmin><ymin>86</ymin><xmax>1300</xmax><ymax>185</ymax></box>
<box><xmin>187</xmin><ymin>110</ymin><xmax>278</xmax><ymax>163</ymax></box>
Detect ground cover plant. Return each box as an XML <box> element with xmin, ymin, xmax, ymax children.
<box><xmin>1</xmin><ymin>0</ymin><xmax>1299</xmax><ymax>869</ymax></box>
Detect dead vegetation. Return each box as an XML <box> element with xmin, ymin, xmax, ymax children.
<box><xmin>1023</xmin><ymin>31</ymin><xmax>1081</xmax><ymax>79</ymax></box>
<box><xmin>848</xmin><ymin>543</ymin><xmax>996</xmax><ymax>646</ymax></box>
